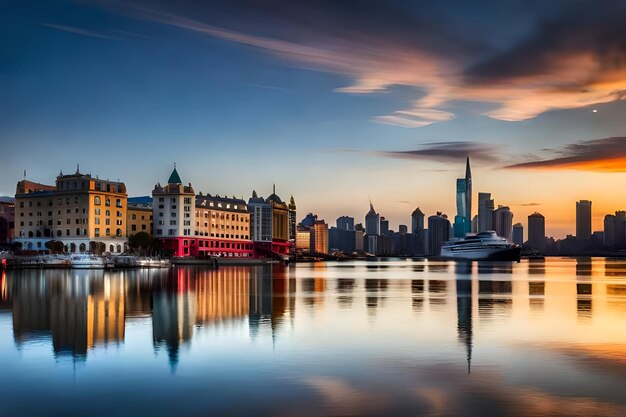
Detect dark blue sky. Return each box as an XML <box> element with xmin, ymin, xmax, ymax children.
<box><xmin>2</xmin><ymin>0</ymin><xmax>626</xmax><ymax>237</ymax></box>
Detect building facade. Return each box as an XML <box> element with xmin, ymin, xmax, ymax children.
<box><xmin>14</xmin><ymin>170</ymin><xmax>128</xmax><ymax>253</ymax></box>
<box><xmin>512</xmin><ymin>223</ymin><xmax>524</xmax><ymax>246</ymax></box>
<box><xmin>365</xmin><ymin>202</ymin><xmax>380</xmax><ymax>236</ymax></box>
<box><xmin>528</xmin><ymin>212</ymin><xmax>546</xmax><ymax>249</ymax></box>
<box><xmin>127</xmin><ymin>205</ymin><xmax>153</xmax><ymax>236</ymax></box>
<box><xmin>576</xmin><ymin>200</ymin><xmax>592</xmax><ymax>239</ymax></box>
<box><xmin>313</xmin><ymin>219</ymin><xmax>329</xmax><ymax>254</ymax></box>
<box><xmin>428</xmin><ymin>212</ymin><xmax>450</xmax><ymax>256</ymax></box>
<box><xmin>494</xmin><ymin>206</ymin><xmax>514</xmax><ymax>241</ymax></box>
<box><xmin>478</xmin><ymin>192</ymin><xmax>494</xmax><ymax>232</ymax></box>
<box><xmin>336</xmin><ymin>216</ymin><xmax>355</xmax><ymax>231</ymax></box>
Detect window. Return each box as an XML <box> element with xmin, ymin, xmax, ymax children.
<box><xmin>116</xmin><ymin>228</ymin><xmax>122</xmax><ymax>237</ymax></box>
<box><xmin>66</xmin><ymin>229</ymin><xmax>70</xmax><ymax>236</ymax></box>
<box><xmin>74</xmin><ymin>197</ymin><xmax>79</xmax><ymax>204</ymax></box>
<box><xmin>95</xmin><ymin>208</ymin><xmax>100</xmax><ymax>215</ymax></box>
<box><xmin>106</xmin><ymin>228</ymin><xmax>110</xmax><ymax>236</ymax></box>
<box><xmin>106</xmin><ymin>219</ymin><xmax>110</xmax><ymax>225</ymax></box>
<box><xmin>116</xmin><ymin>199</ymin><xmax>122</xmax><ymax>207</ymax></box>
<box><xmin>159</xmin><ymin>197</ymin><xmax>164</xmax><ymax>202</ymax></box>
<box><xmin>171</xmin><ymin>212</ymin><xmax>176</xmax><ymax>218</ymax></box>
<box><xmin>116</xmin><ymin>211</ymin><xmax>122</xmax><ymax>217</ymax></box>
<box><xmin>156</xmin><ymin>229</ymin><xmax>162</xmax><ymax>235</ymax></box>
<box><xmin>94</xmin><ymin>196</ymin><xmax>101</xmax><ymax>205</ymax></box>
<box><xmin>76</xmin><ymin>228</ymin><xmax>80</xmax><ymax>236</ymax></box>
<box><xmin>95</xmin><ymin>228</ymin><xmax>100</xmax><ymax>237</ymax></box>
<box><xmin>95</xmin><ymin>218</ymin><xmax>100</xmax><ymax>225</ymax></box>
<box><xmin>105</xmin><ymin>198</ymin><xmax>111</xmax><ymax>206</ymax></box>
<box><xmin>116</xmin><ymin>220</ymin><xmax>122</xmax><ymax>225</ymax></box>
<box><xmin>131</xmin><ymin>225</ymin><xmax>137</xmax><ymax>231</ymax></box>
<box><xmin>170</xmin><ymin>220</ymin><xmax>176</xmax><ymax>225</ymax></box>
<box><xmin>105</xmin><ymin>210</ymin><xmax>110</xmax><ymax>216</ymax></box>
<box><xmin>131</xmin><ymin>214</ymin><xmax>136</xmax><ymax>220</ymax></box>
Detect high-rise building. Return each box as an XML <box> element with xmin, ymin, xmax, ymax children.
<box><xmin>248</xmin><ymin>191</ymin><xmax>272</xmax><ymax>243</ymax></box>
<box><xmin>411</xmin><ymin>207</ymin><xmax>424</xmax><ymax>234</ymax></box>
<box><xmin>380</xmin><ymin>217</ymin><xmax>390</xmax><ymax>235</ymax></box>
<box><xmin>512</xmin><ymin>223</ymin><xmax>524</xmax><ymax>246</ymax></box>
<box><xmin>454</xmin><ymin>158</ymin><xmax>472</xmax><ymax>236</ymax></box>
<box><xmin>528</xmin><ymin>212</ymin><xmax>546</xmax><ymax>249</ymax></box>
<box><xmin>576</xmin><ymin>200</ymin><xmax>592</xmax><ymax>239</ymax></box>
<box><xmin>478</xmin><ymin>192</ymin><xmax>494</xmax><ymax>232</ymax></box>
<box><xmin>313</xmin><ymin>220</ymin><xmax>329</xmax><ymax>254</ymax></box>
<box><xmin>494</xmin><ymin>206</ymin><xmax>513</xmax><ymax>241</ymax></box>
<box><xmin>288</xmin><ymin>196</ymin><xmax>297</xmax><ymax>241</ymax></box>
<box><xmin>295</xmin><ymin>225</ymin><xmax>312</xmax><ymax>252</ymax></box>
<box><xmin>365</xmin><ymin>202</ymin><xmax>380</xmax><ymax>236</ymax></box>
<box><xmin>603</xmin><ymin>211</ymin><xmax>626</xmax><ymax>248</ymax></box>
<box><xmin>15</xmin><ymin>168</ymin><xmax>128</xmax><ymax>253</ymax></box>
<box><xmin>428</xmin><ymin>212</ymin><xmax>450</xmax><ymax>256</ymax></box>
<box><xmin>336</xmin><ymin>216</ymin><xmax>354</xmax><ymax>231</ymax></box>
<box><xmin>398</xmin><ymin>225</ymin><xmax>408</xmax><ymax>234</ymax></box>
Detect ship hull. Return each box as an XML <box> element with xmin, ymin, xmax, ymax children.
<box><xmin>441</xmin><ymin>246</ymin><xmax>521</xmax><ymax>261</ymax></box>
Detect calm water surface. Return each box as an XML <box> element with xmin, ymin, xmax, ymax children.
<box><xmin>1</xmin><ymin>258</ymin><xmax>625</xmax><ymax>417</ymax></box>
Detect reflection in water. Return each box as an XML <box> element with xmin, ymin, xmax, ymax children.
<box><xmin>456</xmin><ymin>278</ymin><xmax>473</xmax><ymax>374</ymax></box>
<box><xmin>1</xmin><ymin>259</ymin><xmax>626</xmax><ymax>416</ymax></box>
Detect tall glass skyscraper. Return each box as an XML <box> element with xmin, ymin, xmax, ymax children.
<box><xmin>454</xmin><ymin>158</ymin><xmax>472</xmax><ymax>237</ymax></box>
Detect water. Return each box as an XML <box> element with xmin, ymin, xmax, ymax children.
<box><xmin>0</xmin><ymin>258</ymin><xmax>625</xmax><ymax>417</ymax></box>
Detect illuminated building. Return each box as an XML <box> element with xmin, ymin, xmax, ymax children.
<box><xmin>127</xmin><ymin>204</ymin><xmax>152</xmax><ymax>236</ymax></box>
<box><xmin>288</xmin><ymin>196</ymin><xmax>297</xmax><ymax>241</ymax></box>
<box><xmin>14</xmin><ymin>168</ymin><xmax>128</xmax><ymax>253</ymax></box>
<box><xmin>313</xmin><ymin>219</ymin><xmax>329</xmax><ymax>254</ymax></box>
<box><xmin>153</xmin><ymin>166</ymin><xmax>253</xmax><ymax>257</ymax></box>
<box><xmin>295</xmin><ymin>225</ymin><xmax>312</xmax><ymax>252</ymax></box>
<box><xmin>576</xmin><ymin>200</ymin><xmax>592</xmax><ymax>239</ymax></box>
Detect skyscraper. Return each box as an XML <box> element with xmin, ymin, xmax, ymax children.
<box><xmin>576</xmin><ymin>200</ymin><xmax>592</xmax><ymax>239</ymax></box>
<box><xmin>411</xmin><ymin>207</ymin><xmax>425</xmax><ymax>234</ymax></box>
<box><xmin>288</xmin><ymin>196</ymin><xmax>297</xmax><ymax>241</ymax></box>
<box><xmin>313</xmin><ymin>219</ymin><xmax>329</xmax><ymax>254</ymax></box>
<box><xmin>428</xmin><ymin>212</ymin><xmax>450</xmax><ymax>256</ymax></box>
<box><xmin>478</xmin><ymin>192</ymin><xmax>494</xmax><ymax>232</ymax></box>
<box><xmin>528</xmin><ymin>212</ymin><xmax>546</xmax><ymax>249</ymax></box>
<box><xmin>365</xmin><ymin>202</ymin><xmax>380</xmax><ymax>236</ymax></box>
<box><xmin>454</xmin><ymin>158</ymin><xmax>472</xmax><ymax>236</ymax></box>
<box><xmin>512</xmin><ymin>223</ymin><xmax>524</xmax><ymax>246</ymax></box>
<box><xmin>494</xmin><ymin>206</ymin><xmax>513</xmax><ymax>241</ymax></box>
<box><xmin>380</xmin><ymin>217</ymin><xmax>390</xmax><ymax>235</ymax></box>
<box><xmin>336</xmin><ymin>216</ymin><xmax>355</xmax><ymax>231</ymax></box>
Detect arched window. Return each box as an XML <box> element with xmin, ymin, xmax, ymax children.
<box><xmin>36</xmin><ymin>231</ymin><xmax>41</xmax><ymax>237</ymax></box>
<box><xmin>56</xmin><ymin>230</ymin><xmax>62</xmax><ymax>237</ymax></box>
<box><xmin>28</xmin><ymin>231</ymin><xmax>33</xmax><ymax>237</ymax></box>
<box><xmin>109</xmin><ymin>244</ymin><xmax>114</xmax><ymax>252</ymax></box>
<box><xmin>27</xmin><ymin>242</ymin><xmax>33</xmax><ymax>250</ymax></box>
<box><xmin>105</xmin><ymin>210</ymin><xmax>110</xmax><ymax>217</ymax></box>
<box><xmin>94</xmin><ymin>196</ymin><xmax>101</xmax><ymax>205</ymax></box>
<box><xmin>116</xmin><ymin>198</ymin><xmax>122</xmax><ymax>207</ymax></box>
<box><xmin>70</xmin><ymin>243</ymin><xmax>76</xmax><ymax>253</ymax></box>
<box><xmin>105</xmin><ymin>198</ymin><xmax>111</xmax><ymax>206</ymax></box>
<box><xmin>116</xmin><ymin>228</ymin><xmax>122</xmax><ymax>237</ymax></box>
<box><xmin>79</xmin><ymin>243</ymin><xmax>86</xmax><ymax>252</ymax></box>
<box><xmin>105</xmin><ymin>228</ymin><xmax>110</xmax><ymax>236</ymax></box>
<box><xmin>76</xmin><ymin>228</ymin><xmax>80</xmax><ymax>236</ymax></box>
<box><xmin>116</xmin><ymin>244</ymin><xmax>121</xmax><ymax>253</ymax></box>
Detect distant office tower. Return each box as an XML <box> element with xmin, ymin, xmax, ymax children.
<box><xmin>528</xmin><ymin>212</ymin><xmax>546</xmax><ymax>249</ymax></box>
<box><xmin>336</xmin><ymin>216</ymin><xmax>355</xmax><ymax>231</ymax></box>
<box><xmin>512</xmin><ymin>223</ymin><xmax>524</xmax><ymax>245</ymax></box>
<box><xmin>411</xmin><ymin>207</ymin><xmax>425</xmax><ymax>234</ymax></box>
<box><xmin>454</xmin><ymin>158</ymin><xmax>472</xmax><ymax>236</ymax></box>
<box><xmin>603</xmin><ymin>211</ymin><xmax>626</xmax><ymax>248</ymax></box>
<box><xmin>428</xmin><ymin>212</ymin><xmax>450</xmax><ymax>256</ymax></box>
<box><xmin>354</xmin><ymin>223</ymin><xmax>364</xmax><ymax>231</ymax></box>
<box><xmin>576</xmin><ymin>200</ymin><xmax>592</xmax><ymax>239</ymax></box>
<box><xmin>365</xmin><ymin>202</ymin><xmax>380</xmax><ymax>235</ymax></box>
<box><xmin>288</xmin><ymin>196</ymin><xmax>297</xmax><ymax>241</ymax></box>
<box><xmin>354</xmin><ymin>229</ymin><xmax>365</xmax><ymax>252</ymax></box>
<box><xmin>329</xmin><ymin>227</ymin><xmax>356</xmax><ymax>253</ymax></box>
<box><xmin>398</xmin><ymin>224</ymin><xmax>408</xmax><ymax>234</ymax></box>
<box><xmin>300</xmin><ymin>212</ymin><xmax>317</xmax><ymax>228</ymax></box>
<box><xmin>295</xmin><ymin>225</ymin><xmax>312</xmax><ymax>252</ymax></box>
<box><xmin>494</xmin><ymin>206</ymin><xmax>513</xmax><ymax>241</ymax></box>
<box><xmin>478</xmin><ymin>192</ymin><xmax>494</xmax><ymax>232</ymax></box>
<box><xmin>313</xmin><ymin>220</ymin><xmax>329</xmax><ymax>254</ymax></box>
<box><xmin>380</xmin><ymin>217</ymin><xmax>390</xmax><ymax>235</ymax></box>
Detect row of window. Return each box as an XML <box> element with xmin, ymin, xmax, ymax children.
<box><xmin>93</xmin><ymin>196</ymin><xmax>123</xmax><ymax>207</ymax></box>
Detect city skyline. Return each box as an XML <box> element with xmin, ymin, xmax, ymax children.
<box><xmin>3</xmin><ymin>1</ymin><xmax>626</xmax><ymax>239</ymax></box>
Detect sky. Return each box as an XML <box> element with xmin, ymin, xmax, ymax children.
<box><xmin>2</xmin><ymin>0</ymin><xmax>626</xmax><ymax>238</ymax></box>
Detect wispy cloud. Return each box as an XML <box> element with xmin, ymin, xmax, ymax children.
<box><xmin>102</xmin><ymin>1</ymin><xmax>626</xmax><ymax>127</ymax></box>
<box><xmin>505</xmin><ymin>137</ymin><xmax>626</xmax><ymax>172</ymax></box>
<box><xmin>378</xmin><ymin>141</ymin><xmax>501</xmax><ymax>163</ymax></box>
<box><xmin>40</xmin><ymin>23</ymin><xmax>123</xmax><ymax>41</ymax></box>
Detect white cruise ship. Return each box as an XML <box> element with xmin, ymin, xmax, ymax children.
<box><xmin>440</xmin><ymin>231</ymin><xmax>521</xmax><ymax>261</ymax></box>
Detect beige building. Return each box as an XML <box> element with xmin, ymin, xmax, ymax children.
<box><xmin>127</xmin><ymin>205</ymin><xmax>153</xmax><ymax>236</ymax></box>
<box><xmin>313</xmin><ymin>219</ymin><xmax>329</xmax><ymax>254</ymax></box>
<box><xmin>195</xmin><ymin>194</ymin><xmax>252</xmax><ymax>256</ymax></box>
<box><xmin>14</xmin><ymin>169</ymin><xmax>128</xmax><ymax>253</ymax></box>
<box><xmin>296</xmin><ymin>226</ymin><xmax>312</xmax><ymax>252</ymax></box>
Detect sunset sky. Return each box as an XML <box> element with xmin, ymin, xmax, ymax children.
<box><xmin>2</xmin><ymin>0</ymin><xmax>626</xmax><ymax>238</ymax></box>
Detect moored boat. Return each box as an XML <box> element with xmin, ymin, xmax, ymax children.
<box><xmin>70</xmin><ymin>253</ymin><xmax>109</xmax><ymax>269</ymax></box>
<box><xmin>441</xmin><ymin>231</ymin><xmax>521</xmax><ymax>261</ymax></box>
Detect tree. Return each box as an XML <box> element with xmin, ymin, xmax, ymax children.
<box><xmin>128</xmin><ymin>232</ymin><xmax>161</xmax><ymax>256</ymax></box>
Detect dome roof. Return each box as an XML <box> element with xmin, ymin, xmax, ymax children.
<box><xmin>266</xmin><ymin>193</ymin><xmax>284</xmax><ymax>204</ymax></box>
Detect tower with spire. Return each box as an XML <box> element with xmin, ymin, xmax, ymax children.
<box><xmin>454</xmin><ymin>157</ymin><xmax>473</xmax><ymax>237</ymax></box>
<box><xmin>365</xmin><ymin>200</ymin><xmax>380</xmax><ymax>236</ymax></box>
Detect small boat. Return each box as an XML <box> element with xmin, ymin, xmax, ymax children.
<box><xmin>70</xmin><ymin>253</ymin><xmax>108</xmax><ymax>269</ymax></box>
<box><xmin>441</xmin><ymin>231</ymin><xmax>521</xmax><ymax>261</ymax></box>
<box><xmin>137</xmin><ymin>257</ymin><xmax>171</xmax><ymax>268</ymax></box>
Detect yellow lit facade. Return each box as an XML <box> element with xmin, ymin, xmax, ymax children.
<box><xmin>127</xmin><ymin>205</ymin><xmax>153</xmax><ymax>236</ymax></box>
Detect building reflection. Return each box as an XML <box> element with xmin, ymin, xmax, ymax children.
<box><xmin>365</xmin><ymin>279</ymin><xmax>388</xmax><ymax>316</ymax></box>
<box><xmin>528</xmin><ymin>259</ymin><xmax>546</xmax><ymax>310</ymax></box>
<box><xmin>428</xmin><ymin>279</ymin><xmax>447</xmax><ymax>310</ymax></box>
<box><xmin>336</xmin><ymin>278</ymin><xmax>355</xmax><ymax>309</ymax></box>
<box><xmin>456</xmin><ymin>278</ymin><xmax>473</xmax><ymax>374</ymax></box>
<box><xmin>411</xmin><ymin>279</ymin><xmax>424</xmax><ymax>312</ymax></box>
<box><xmin>576</xmin><ymin>257</ymin><xmax>593</xmax><ymax>276</ymax></box>
<box><xmin>478</xmin><ymin>278</ymin><xmax>512</xmax><ymax>318</ymax></box>
<box><xmin>10</xmin><ymin>270</ymin><xmax>125</xmax><ymax>358</ymax></box>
